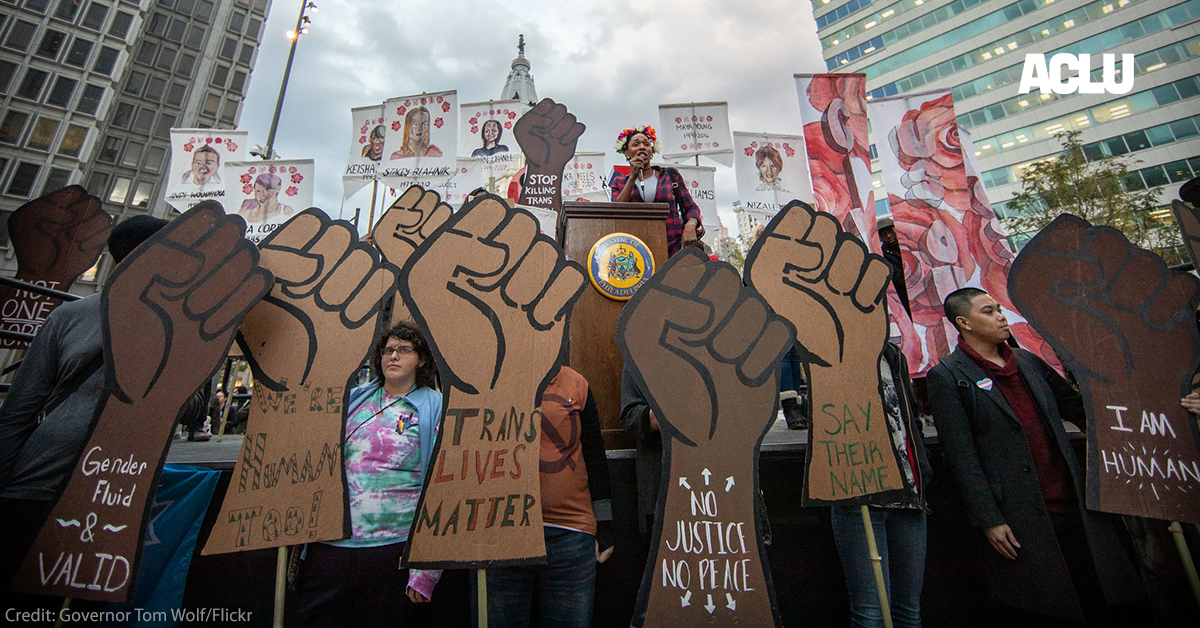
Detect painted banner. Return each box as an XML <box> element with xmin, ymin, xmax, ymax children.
<box><xmin>459</xmin><ymin>99</ymin><xmax>526</xmax><ymax>189</ymax></box>
<box><xmin>224</xmin><ymin>159</ymin><xmax>314</xmax><ymax>245</ymax></box>
<box><xmin>795</xmin><ymin>73</ymin><xmax>918</xmax><ymax>375</ymax></box>
<box><xmin>12</xmin><ymin>205</ymin><xmax>271</xmax><ymax>601</ymax></box>
<box><xmin>869</xmin><ymin>91</ymin><xmax>1060</xmax><ymax>374</ymax></box>
<box><xmin>515</xmin><ymin>98</ymin><xmax>585</xmax><ymax>217</ymax></box>
<box><xmin>562</xmin><ymin>152</ymin><xmax>607</xmax><ymax>202</ymax></box>
<box><xmin>203</xmin><ymin>210</ymin><xmax>397</xmax><ymax>555</ymax></box>
<box><xmin>385</xmin><ymin>159</ymin><xmax>483</xmax><ymax>208</ymax></box>
<box><xmin>0</xmin><ymin>186</ymin><xmax>112</xmax><ymax>349</ymax></box>
<box><xmin>379</xmin><ymin>91</ymin><xmax>457</xmax><ymax>189</ymax></box>
<box><xmin>733</xmin><ymin>132</ymin><xmax>814</xmax><ymax>228</ymax></box>
<box><xmin>619</xmin><ymin>249</ymin><xmax>792</xmax><ymax>626</ymax></box>
<box><xmin>164</xmin><ymin>129</ymin><xmax>247</xmax><ymax>211</ymax></box>
<box><xmin>670</xmin><ymin>164</ymin><xmax>720</xmax><ymax>245</ymax></box>
<box><xmin>658</xmin><ymin>102</ymin><xmax>734</xmax><ymax>167</ymax></box>
<box><xmin>344</xmin><ymin>105</ymin><xmax>385</xmax><ymax>199</ymax></box>
<box><xmin>1010</xmin><ymin>215</ymin><xmax>1200</xmax><ymax>524</ymax></box>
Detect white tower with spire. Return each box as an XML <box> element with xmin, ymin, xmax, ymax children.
<box><xmin>501</xmin><ymin>35</ymin><xmax>538</xmax><ymax>105</ymax></box>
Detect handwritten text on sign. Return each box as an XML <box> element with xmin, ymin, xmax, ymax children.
<box><xmin>813</xmin><ymin>401</ymin><xmax>898</xmax><ymax>498</ymax></box>
<box><xmin>1098</xmin><ymin>404</ymin><xmax>1200</xmax><ymax>520</ymax></box>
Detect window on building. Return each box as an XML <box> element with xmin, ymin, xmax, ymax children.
<box><xmin>211</xmin><ymin>64</ymin><xmax>229</xmax><ymax>88</ymax></box>
<box><xmin>176</xmin><ymin>0</ymin><xmax>195</xmax><ymax>13</ymax></box>
<box><xmin>45</xmin><ymin>76</ymin><xmax>76</xmax><ymax>107</ymax></box>
<box><xmin>229</xmin><ymin>11</ymin><xmax>245</xmax><ymax>33</ymax></box>
<box><xmin>108</xmin><ymin>11</ymin><xmax>133</xmax><ymax>37</ymax></box>
<box><xmin>155</xmin><ymin>114</ymin><xmax>176</xmax><ymax>139</ymax></box>
<box><xmin>82</xmin><ymin>2</ymin><xmax>109</xmax><ymax>30</ymax></box>
<box><xmin>0</xmin><ymin>60</ymin><xmax>17</xmax><ymax>93</ymax></box>
<box><xmin>7</xmin><ymin>163</ymin><xmax>41</xmax><ymax>197</ymax></box>
<box><xmin>167</xmin><ymin>18</ymin><xmax>186</xmax><ymax>42</ymax></box>
<box><xmin>98</xmin><ymin>136</ymin><xmax>121</xmax><ymax>163</ymax></box>
<box><xmin>0</xmin><ymin>208</ymin><xmax>11</xmax><ymax>249</ymax></box>
<box><xmin>131</xmin><ymin>181</ymin><xmax>153</xmax><ymax>207</ymax></box>
<box><xmin>54</xmin><ymin>0</ymin><xmax>83</xmax><ymax>21</ymax></box>
<box><xmin>155</xmin><ymin>47</ymin><xmax>176</xmax><ymax>71</ymax></box>
<box><xmin>77</xmin><ymin>83</ymin><xmax>103</xmax><ymax>114</ymax></box>
<box><xmin>202</xmin><ymin>93</ymin><xmax>220</xmax><ymax>115</ymax></box>
<box><xmin>42</xmin><ymin>168</ymin><xmax>71</xmax><ymax>195</ymax></box>
<box><xmin>123</xmin><ymin>70</ymin><xmax>146</xmax><ymax>95</ymax></box>
<box><xmin>59</xmin><ymin>123</ymin><xmax>86</xmax><ymax>156</ymax></box>
<box><xmin>246</xmin><ymin>17</ymin><xmax>261</xmax><ymax>39</ymax></box>
<box><xmin>120</xmin><ymin>141</ymin><xmax>142</xmax><ymax>167</ymax></box>
<box><xmin>132</xmin><ymin>109</ymin><xmax>153</xmax><ymax>133</ymax></box>
<box><xmin>147</xmin><ymin>12</ymin><xmax>168</xmax><ymax>36</ymax></box>
<box><xmin>92</xmin><ymin>46</ymin><xmax>119</xmax><ymax>75</ymax></box>
<box><xmin>166</xmin><ymin>82</ymin><xmax>186</xmax><ymax>106</ymax></box>
<box><xmin>195</xmin><ymin>0</ymin><xmax>213</xmax><ymax>21</ymax></box>
<box><xmin>36</xmin><ymin>29</ymin><xmax>67</xmax><ymax>59</ymax></box>
<box><xmin>238</xmin><ymin>43</ymin><xmax>254</xmax><ymax>65</ymax></box>
<box><xmin>16</xmin><ymin>69</ymin><xmax>49</xmax><ymax>100</ymax></box>
<box><xmin>135</xmin><ymin>41</ymin><xmax>156</xmax><ymax>65</ymax></box>
<box><xmin>85</xmin><ymin>171</ymin><xmax>107</xmax><ymax>197</ymax></box>
<box><xmin>27</xmin><ymin>117</ymin><xmax>60</xmax><ymax>150</ymax></box>
<box><xmin>23</xmin><ymin>0</ymin><xmax>51</xmax><ymax>13</ymax></box>
<box><xmin>230</xmin><ymin>70</ymin><xmax>246</xmax><ymax>95</ymax></box>
<box><xmin>221</xmin><ymin>99</ymin><xmax>238</xmax><ymax>124</ymax></box>
<box><xmin>0</xmin><ymin>111</ymin><xmax>30</xmax><ymax>144</ymax></box>
<box><xmin>185</xmin><ymin>25</ymin><xmax>205</xmax><ymax>48</ymax></box>
<box><xmin>144</xmin><ymin>76</ymin><xmax>165</xmax><ymax>101</ymax></box>
<box><xmin>64</xmin><ymin>37</ymin><xmax>93</xmax><ymax>67</ymax></box>
<box><xmin>108</xmin><ymin>176</ymin><xmax>131</xmax><ymax>203</ymax></box>
<box><xmin>4</xmin><ymin>20</ymin><xmax>38</xmax><ymax>52</ymax></box>
<box><xmin>176</xmin><ymin>52</ymin><xmax>196</xmax><ymax>77</ymax></box>
<box><xmin>219</xmin><ymin>36</ymin><xmax>236</xmax><ymax>59</ymax></box>
<box><xmin>144</xmin><ymin>145</ymin><xmax>165</xmax><ymax>171</ymax></box>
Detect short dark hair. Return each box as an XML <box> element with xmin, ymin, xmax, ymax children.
<box><xmin>372</xmin><ymin>321</ymin><xmax>438</xmax><ymax>390</ymax></box>
<box><xmin>108</xmin><ymin>215</ymin><xmax>168</xmax><ymax>264</ymax></box>
<box><xmin>944</xmin><ymin>287</ymin><xmax>988</xmax><ymax>331</ymax></box>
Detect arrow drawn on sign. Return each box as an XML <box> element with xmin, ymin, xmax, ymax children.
<box><xmin>702</xmin><ymin>468</ymin><xmax>711</xmax><ymax>485</ymax></box>
<box><xmin>681</xmin><ymin>591</ymin><xmax>692</xmax><ymax>607</ymax></box>
<box><xmin>679</xmin><ymin>477</ymin><xmax>690</xmax><ymax>490</ymax></box>
<box><xmin>725</xmin><ymin>476</ymin><xmax>735</xmax><ymax>492</ymax></box>
<box><xmin>705</xmin><ymin>594</ymin><xmax>715</xmax><ymax>614</ymax></box>
<box><xmin>726</xmin><ymin>593</ymin><xmax>737</xmax><ymax>611</ymax></box>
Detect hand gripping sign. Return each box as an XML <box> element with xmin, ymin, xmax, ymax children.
<box><xmin>400</xmin><ymin>193</ymin><xmax>586</xmax><ymax>568</ymax></box>
<box><xmin>0</xmin><ymin>186</ymin><xmax>113</xmax><ymax>348</ymax></box>
<box><xmin>746</xmin><ymin>201</ymin><xmax>913</xmax><ymax>505</ymax></box>
<box><xmin>515</xmin><ymin>98</ymin><xmax>585</xmax><ymax>218</ymax></box>
<box><xmin>1009</xmin><ymin>214</ymin><xmax>1200</xmax><ymax>524</ymax></box>
<box><xmin>371</xmin><ymin>186</ymin><xmax>454</xmax><ymax>325</ymax></box>
<box><xmin>618</xmin><ymin>249</ymin><xmax>793</xmax><ymax>627</ymax></box>
<box><xmin>203</xmin><ymin>209</ymin><xmax>398</xmax><ymax>554</ymax></box>
<box><xmin>12</xmin><ymin>204</ymin><xmax>272</xmax><ymax>600</ymax></box>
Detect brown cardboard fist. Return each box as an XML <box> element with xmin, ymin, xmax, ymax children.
<box><xmin>372</xmin><ymin>185</ymin><xmax>454</xmax><ymax>268</ymax></box>
<box><xmin>514</xmin><ymin>98</ymin><xmax>585</xmax><ymax>172</ymax></box>
<box><xmin>9</xmin><ymin>185</ymin><xmax>112</xmax><ymax>281</ymax></box>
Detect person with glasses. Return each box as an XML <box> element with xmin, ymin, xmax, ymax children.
<box><xmin>292</xmin><ymin>322</ymin><xmax>442</xmax><ymax>627</ymax></box>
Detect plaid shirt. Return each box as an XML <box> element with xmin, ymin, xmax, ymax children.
<box><xmin>609</xmin><ymin>166</ymin><xmax>704</xmax><ymax>257</ymax></box>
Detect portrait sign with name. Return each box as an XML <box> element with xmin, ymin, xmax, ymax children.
<box><xmin>344</xmin><ymin>105</ymin><xmax>385</xmax><ymax>199</ymax></box>
<box><xmin>561</xmin><ymin>152</ymin><xmax>607</xmax><ymax>203</ymax></box>
<box><xmin>380</xmin><ymin>91</ymin><xmax>457</xmax><ymax>189</ymax></box>
<box><xmin>224</xmin><ymin>159</ymin><xmax>314</xmax><ymax>245</ymax></box>
<box><xmin>12</xmin><ymin>204</ymin><xmax>272</xmax><ymax>600</ymax></box>
<box><xmin>733</xmin><ymin>132</ymin><xmax>814</xmax><ymax>229</ymax></box>
<box><xmin>459</xmin><ymin>99</ymin><xmax>526</xmax><ymax>185</ymax></box>
<box><xmin>164</xmin><ymin>129</ymin><xmax>247</xmax><ymax>211</ymax></box>
<box><xmin>670</xmin><ymin>164</ymin><xmax>720</xmax><ymax>244</ymax></box>
<box><xmin>1009</xmin><ymin>214</ymin><xmax>1200</xmax><ymax>524</ymax></box>
<box><xmin>658</xmin><ymin>102</ymin><xmax>734</xmax><ymax>167</ymax></box>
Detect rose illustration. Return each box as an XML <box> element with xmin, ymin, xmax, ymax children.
<box><xmin>240</xmin><ymin>174</ymin><xmax>252</xmax><ymax>184</ymax></box>
<box><xmin>392</xmin><ymin>121</ymin><xmax>402</xmax><ymax>132</ymax></box>
<box><xmin>433</xmin><ymin>117</ymin><xmax>444</xmax><ymax>129</ymax></box>
<box><xmin>889</xmin><ymin>94</ymin><xmax>968</xmax><ymax>210</ymax></box>
<box><xmin>291</xmin><ymin>173</ymin><xmax>303</xmax><ymax>184</ymax></box>
<box><xmin>243</xmin><ymin>184</ymin><xmax>252</xmax><ymax>194</ymax></box>
<box><xmin>285</xmin><ymin>186</ymin><xmax>298</xmax><ymax>196</ymax></box>
<box><xmin>442</xmin><ymin>102</ymin><xmax>451</xmax><ymax>113</ymax></box>
<box><xmin>504</xmin><ymin>121</ymin><xmax>512</xmax><ymax>129</ymax></box>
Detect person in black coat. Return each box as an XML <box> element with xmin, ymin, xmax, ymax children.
<box><xmin>927</xmin><ymin>287</ymin><xmax>1142</xmax><ymax>623</ymax></box>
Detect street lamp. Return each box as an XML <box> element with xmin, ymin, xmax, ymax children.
<box><xmin>261</xmin><ymin>1</ymin><xmax>317</xmax><ymax>160</ymax></box>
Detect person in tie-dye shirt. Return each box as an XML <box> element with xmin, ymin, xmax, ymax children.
<box><xmin>293</xmin><ymin>322</ymin><xmax>443</xmax><ymax>627</ymax></box>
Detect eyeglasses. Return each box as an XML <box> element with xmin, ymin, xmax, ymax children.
<box><xmin>381</xmin><ymin>345</ymin><xmax>417</xmax><ymax>358</ymax></box>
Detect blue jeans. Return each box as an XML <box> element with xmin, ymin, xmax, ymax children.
<box><xmin>831</xmin><ymin>506</ymin><xmax>927</xmax><ymax>628</ymax></box>
<box><xmin>780</xmin><ymin>345</ymin><xmax>803</xmax><ymax>393</ymax></box>
<box><xmin>486</xmin><ymin>527</ymin><xmax>596</xmax><ymax>628</ymax></box>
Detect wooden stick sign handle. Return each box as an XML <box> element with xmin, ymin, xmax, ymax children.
<box><xmin>860</xmin><ymin>505</ymin><xmax>894</xmax><ymax>628</ymax></box>
<box><xmin>1168</xmin><ymin>521</ymin><xmax>1200</xmax><ymax>609</ymax></box>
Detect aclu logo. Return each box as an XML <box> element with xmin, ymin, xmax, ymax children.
<box><xmin>1019</xmin><ymin>53</ymin><xmax>1134</xmax><ymax>95</ymax></box>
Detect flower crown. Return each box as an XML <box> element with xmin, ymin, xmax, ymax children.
<box><xmin>614</xmin><ymin>125</ymin><xmax>660</xmax><ymax>155</ymax></box>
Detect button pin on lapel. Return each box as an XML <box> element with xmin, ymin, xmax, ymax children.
<box><xmin>976</xmin><ymin>377</ymin><xmax>994</xmax><ymax>391</ymax></box>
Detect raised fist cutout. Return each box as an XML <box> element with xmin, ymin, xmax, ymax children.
<box><xmin>8</xmin><ymin>185</ymin><xmax>113</xmax><ymax>281</ymax></box>
<box><xmin>1010</xmin><ymin>214</ymin><xmax>1200</xmax><ymax>523</ymax></box>
<box><xmin>372</xmin><ymin>186</ymin><xmax>454</xmax><ymax>267</ymax></box>
<box><xmin>619</xmin><ymin>249</ymin><xmax>792</xmax><ymax>627</ymax></box>
<box><xmin>402</xmin><ymin>193</ymin><xmax>585</xmax><ymax>397</ymax></box>
<box><xmin>514</xmin><ymin>98</ymin><xmax>586</xmax><ymax>171</ymax></box>
<box><xmin>239</xmin><ymin>209</ymin><xmax>399</xmax><ymax>391</ymax></box>
<box><xmin>746</xmin><ymin>201</ymin><xmax>906</xmax><ymax>505</ymax></box>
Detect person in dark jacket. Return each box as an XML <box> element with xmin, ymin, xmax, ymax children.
<box><xmin>927</xmin><ymin>287</ymin><xmax>1142</xmax><ymax>623</ymax></box>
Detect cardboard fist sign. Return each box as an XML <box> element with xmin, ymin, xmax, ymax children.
<box><xmin>619</xmin><ymin>248</ymin><xmax>793</xmax><ymax>628</ymax></box>
<box><xmin>1010</xmin><ymin>214</ymin><xmax>1200</xmax><ymax>524</ymax></box>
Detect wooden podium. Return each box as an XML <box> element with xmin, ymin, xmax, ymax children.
<box><xmin>560</xmin><ymin>201</ymin><xmax>670</xmax><ymax>449</ymax></box>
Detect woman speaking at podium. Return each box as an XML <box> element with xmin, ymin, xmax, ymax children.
<box><xmin>609</xmin><ymin>126</ymin><xmax>704</xmax><ymax>257</ymax></box>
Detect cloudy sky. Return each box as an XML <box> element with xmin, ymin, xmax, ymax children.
<box><xmin>235</xmin><ymin>0</ymin><xmax>829</xmax><ymax>234</ymax></box>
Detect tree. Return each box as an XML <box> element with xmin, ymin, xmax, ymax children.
<box><xmin>1003</xmin><ymin>130</ymin><xmax>1182</xmax><ymax>263</ymax></box>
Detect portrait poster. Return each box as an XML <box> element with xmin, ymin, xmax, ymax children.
<box><xmin>344</xmin><ymin>105</ymin><xmax>385</xmax><ymax>199</ymax></box>
<box><xmin>795</xmin><ymin>73</ymin><xmax>919</xmax><ymax>375</ymax></box>
<box><xmin>733</xmin><ymin>132</ymin><xmax>814</xmax><ymax>228</ymax></box>
<box><xmin>669</xmin><ymin>164</ymin><xmax>720</xmax><ymax>244</ymax></box>
<box><xmin>459</xmin><ymin>99</ymin><xmax>526</xmax><ymax>184</ymax></box>
<box><xmin>224</xmin><ymin>159</ymin><xmax>315</xmax><ymax>245</ymax></box>
<box><xmin>387</xmin><ymin>159</ymin><xmax>483</xmax><ymax>208</ymax></box>
<box><xmin>380</xmin><ymin>91</ymin><xmax>457</xmax><ymax>188</ymax></box>
<box><xmin>657</xmin><ymin>102</ymin><xmax>734</xmax><ymax>167</ymax></box>
<box><xmin>561</xmin><ymin>152</ymin><xmax>608</xmax><ymax>203</ymax></box>
<box><xmin>164</xmin><ymin>129</ymin><xmax>247</xmax><ymax>211</ymax></box>
<box><xmin>869</xmin><ymin>91</ymin><xmax>1060</xmax><ymax>374</ymax></box>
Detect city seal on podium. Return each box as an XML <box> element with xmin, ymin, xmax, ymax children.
<box><xmin>587</xmin><ymin>233</ymin><xmax>655</xmax><ymax>301</ymax></box>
